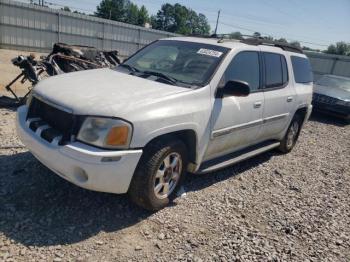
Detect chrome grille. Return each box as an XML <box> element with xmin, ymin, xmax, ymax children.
<box><xmin>26</xmin><ymin>97</ymin><xmax>82</xmax><ymax>145</ymax></box>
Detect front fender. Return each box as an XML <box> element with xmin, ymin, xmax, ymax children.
<box><xmin>128</xmin><ymin>86</ymin><xmax>213</xmax><ymax>166</ymax></box>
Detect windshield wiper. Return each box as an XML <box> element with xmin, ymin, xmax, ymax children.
<box><xmin>119</xmin><ymin>64</ymin><xmax>140</xmax><ymax>73</ymax></box>
<box><xmin>141</xmin><ymin>70</ymin><xmax>178</xmax><ymax>85</ymax></box>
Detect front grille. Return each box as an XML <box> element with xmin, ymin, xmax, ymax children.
<box><xmin>27</xmin><ymin>97</ymin><xmax>81</xmax><ymax>145</ymax></box>
<box><xmin>313</xmin><ymin>93</ymin><xmax>338</xmax><ymax>105</ymax></box>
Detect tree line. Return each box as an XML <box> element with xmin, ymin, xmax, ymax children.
<box><xmin>94</xmin><ymin>0</ymin><xmax>210</xmax><ymax>35</ymax></box>
<box><xmin>324</xmin><ymin>42</ymin><xmax>350</xmax><ymax>56</ymax></box>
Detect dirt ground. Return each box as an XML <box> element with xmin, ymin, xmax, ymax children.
<box><xmin>0</xmin><ymin>49</ymin><xmax>46</xmax><ymax>97</ymax></box>
<box><xmin>0</xmin><ymin>107</ymin><xmax>349</xmax><ymax>261</ymax></box>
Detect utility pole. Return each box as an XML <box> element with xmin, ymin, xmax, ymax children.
<box><xmin>214</xmin><ymin>10</ymin><xmax>221</xmax><ymax>35</ymax></box>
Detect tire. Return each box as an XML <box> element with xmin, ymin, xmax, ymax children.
<box><xmin>278</xmin><ymin>114</ymin><xmax>302</xmax><ymax>154</ymax></box>
<box><xmin>128</xmin><ymin>138</ymin><xmax>188</xmax><ymax>211</ymax></box>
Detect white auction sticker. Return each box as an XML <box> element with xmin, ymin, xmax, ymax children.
<box><xmin>197</xmin><ymin>48</ymin><xmax>223</xmax><ymax>57</ymax></box>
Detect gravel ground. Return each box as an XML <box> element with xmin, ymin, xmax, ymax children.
<box><xmin>0</xmin><ymin>108</ymin><xmax>349</xmax><ymax>262</ymax></box>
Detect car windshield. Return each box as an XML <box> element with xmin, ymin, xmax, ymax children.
<box><xmin>118</xmin><ymin>40</ymin><xmax>229</xmax><ymax>87</ymax></box>
<box><xmin>316</xmin><ymin>75</ymin><xmax>350</xmax><ymax>91</ymax></box>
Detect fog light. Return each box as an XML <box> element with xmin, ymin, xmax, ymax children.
<box><xmin>73</xmin><ymin>167</ymin><xmax>88</xmax><ymax>183</ymax></box>
<box><xmin>101</xmin><ymin>156</ymin><xmax>122</xmax><ymax>162</ymax></box>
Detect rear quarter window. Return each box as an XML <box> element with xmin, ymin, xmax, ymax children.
<box><xmin>291</xmin><ymin>56</ymin><xmax>313</xmax><ymax>83</ymax></box>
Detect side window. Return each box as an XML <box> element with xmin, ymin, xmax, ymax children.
<box><xmin>263</xmin><ymin>52</ymin><xmax>288</xmax><ymax>88</ymax></box>
<box><xmin>223</xmin><ymin>51</ymin><xmax>260</xmax><ymax>91</ymax></box>
<box><xmin>291</xmin><ymin>56</ymin><xmax>313</xmax><ymax>83</ymax></box>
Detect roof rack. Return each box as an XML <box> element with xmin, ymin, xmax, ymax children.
<box><xmin>208</xmin><ymin>34</ymin><xmax>304</xmax><ymax>54</ymax></box>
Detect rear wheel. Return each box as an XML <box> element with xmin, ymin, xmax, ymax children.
<box><xmin>278</xmin><ymin>115</ymin><xmax>302</xmax><ymax>153</ymax></box>
<box><xmin>128</xmin><ymin>139</ymin><xmax>187</xmax><ymax>211</ymax></box>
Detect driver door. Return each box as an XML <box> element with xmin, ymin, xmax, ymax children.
<box><xmin>204</xmin><ymin>51</ymin><xmax>264</xmax><ymax>161</ymax></box>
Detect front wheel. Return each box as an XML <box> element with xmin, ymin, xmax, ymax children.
<box><xmin>278</xmin><ymin>115</ymin><xmax>302</xmax><ymax>153</ymax></box>
<box><xmin>128</xmin><ymin>139</ymin><xmax>188</xmax><ymax>211</ymax></box>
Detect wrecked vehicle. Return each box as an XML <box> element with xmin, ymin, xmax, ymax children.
<box><xmin>1</xmin><ymin>43</ymin><xmax>120</xmax><ymax>106</ymax></box>
<box><xmin>313</xmin><ymin>74</ymin><xmax>350</xmax><ymax>121</ymax></box>
<box><xmin>17</xmin><ymin>37</ymin><xmax>313</xmax><ymax>210</ymax></box>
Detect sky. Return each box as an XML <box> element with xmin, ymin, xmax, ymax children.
<box><xmin>18</xmin><ymin>0</ymin><xmax>350</xmax><ymax>50</ymax></box>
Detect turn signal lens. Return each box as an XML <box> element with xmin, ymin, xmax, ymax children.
<box><xmin>106</xmin><ymin>126</ymin><xmax>129</xmax><ymax>146</ymax></box>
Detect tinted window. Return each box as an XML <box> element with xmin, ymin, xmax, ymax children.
<box><xmin>291</xmin><ymin>56</ymin><xmax>313</xmax><ymax>83</ymax></box>
<box><xmin>223</xmin><ymin>51</ymin><xmax>260</xmax><ymax>91</ymax></box>
<box><xmin>263</xmin><ymin>53</ymin><xmax>288</xmax><ymax>88</ymax></box>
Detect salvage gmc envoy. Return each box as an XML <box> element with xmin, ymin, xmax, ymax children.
<box><xmin>17</xmin><ymin>37</ymin><xmax>313</xmax><ymax>210</ymax></box>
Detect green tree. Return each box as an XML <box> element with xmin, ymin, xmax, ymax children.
<box><xmin>263</xmin><ymin>35</ymin><xmax>274</xmax><ymax>41</ymax></box>
<box><xmin>325</xmin><ymin>42</ymin><xmax>350</xmax><ymax>56</ymax></box>
<box><xmin>229</xmin><ymin>31</ymin><xmax>243</xmax><ymax>40</ymax></box>
<box><xmin>61</xmin><ymin>6</ymin><xmax>71</xmax><ymax>12</ymax></box>
<box><xmin>125</xmin><ymin>2</ymin><xmax>139</xmax><ymax>25</ymax></box>
<box><xmin>151</xmin><ymin>3</ymin><xmax>210</xmax><ymax>35</ymax></box>
<box><xmin>95</xmin><ymin>0</ymin><xmax>150</xmax><ymax>27</ymax></box>
<box><xmin>253</xmin><ymin>32</ymin><xmax>261</xmax><ymax>38</ymax></box>
<box><xmin>138</xmin><ymin>5</ymin><xmax>150</xmax><ymax>26</ymax></box>
<box><xmin>95</xmin><ymin>0</ymin><xmax>128</xmax><ymax>21</ymax></box>
<box><xmin>277</xmin><ymin>38</ymin><xmax>288</xmax><ymax>43</ymax></box>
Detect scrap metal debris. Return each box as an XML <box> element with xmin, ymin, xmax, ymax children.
<box><xmin>1</xmin><ymin>43</ymin><xmax>121</xmax><ymax>107</ymax></box>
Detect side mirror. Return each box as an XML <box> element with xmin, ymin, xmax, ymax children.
<box><xmin>216</xmin><ymin>80</ymin><xmax>250</xmax><ymax>98</ymax></box>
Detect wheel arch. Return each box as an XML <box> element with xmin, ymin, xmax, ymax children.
<box><xmin>143</xmin><ymin>129</ymin><xmax>198</xmax><ymax>168</ymax></box>
<box><xmin>294</xmin><ymin>106</ymin><xmax>308</xmax><ymax>125</ymax></box>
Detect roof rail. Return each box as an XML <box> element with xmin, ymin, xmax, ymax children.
<box><xmin>241</xmin><ymin>38</ymin><xmax>303</xmax><ymax>54</ymax></box>
<box><xmin>208</xmin><ymin>34</ymin><xmax>304</xmax><ymax>54</ymax></box>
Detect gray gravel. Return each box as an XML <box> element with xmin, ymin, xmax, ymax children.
<box><xmin>0</xmin><ymin>108</ymin><xmax>349</xmax><ymax>262</ymax></box>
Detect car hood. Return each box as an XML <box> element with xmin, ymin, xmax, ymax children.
<box><xmin>33</xmin><ymin>68</ymin><xmax>190</xmax><ymax>115</ymax></box>
<box><xmin>314</xmin><ymin>84</ymin><xmax>350</xmax><ymax>101</ymax></box>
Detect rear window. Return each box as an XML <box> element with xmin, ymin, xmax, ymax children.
<box><xmin>291</xmin><ymin>56</ymin><xmax>313</xmax><ymax>83</ymax></box>
<box><xmin>263</xmin><ymin>53</ymin><xmax>289</xmax><ymax>88</ymax></box>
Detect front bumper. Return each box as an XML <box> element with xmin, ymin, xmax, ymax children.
<box><xmin>16</xmin><ymin>105</ymin><xmax>143</xmax><ymax>194</ymax></box>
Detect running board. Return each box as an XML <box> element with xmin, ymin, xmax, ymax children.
<box><xmin>197</xmin><ymin>141</ymin><xmax>280</xmax><ymax>174</ymax></box>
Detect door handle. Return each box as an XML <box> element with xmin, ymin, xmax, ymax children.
<box><xmin>253</xmin><ymin>101</ymin><xmax>262</xmax><ymax>108</ymax></box>
<box><xmin>287</xmin><ymin>96</ymin><xmax>293</xmax><ymax>102</ymax></box>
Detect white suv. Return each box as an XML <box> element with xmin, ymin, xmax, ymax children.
<box><xmin>17</xmin><ymin>37</ymin><xmax>313</xmax><ymax>210</ymax></box>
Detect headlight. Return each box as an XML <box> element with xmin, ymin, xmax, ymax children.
<box><xmin>77</xmin><ymin>117</ymin><xmax>132</xmax><ymax>149</ymax></box>
<box><xmin>336</xmin><ymin>100</ymin><xmax>350</xmax><ymax>106</ymax></box>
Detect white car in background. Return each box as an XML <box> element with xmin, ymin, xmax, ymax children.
<box><xmin>313</xmin><ymin>75</ymin><xmax>350</xmax><ymax>121</ymax></box>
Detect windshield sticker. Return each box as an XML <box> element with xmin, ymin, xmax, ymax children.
<box><xmin>197</xmin><ymin>48</ymin><xmax>223</xmax><ymax>57</ymax></box>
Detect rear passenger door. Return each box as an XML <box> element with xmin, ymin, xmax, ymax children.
<box><xmin>260</xmin><ymin>51</ymin><xmax>296</xmax><ymax>139</ymax></box>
